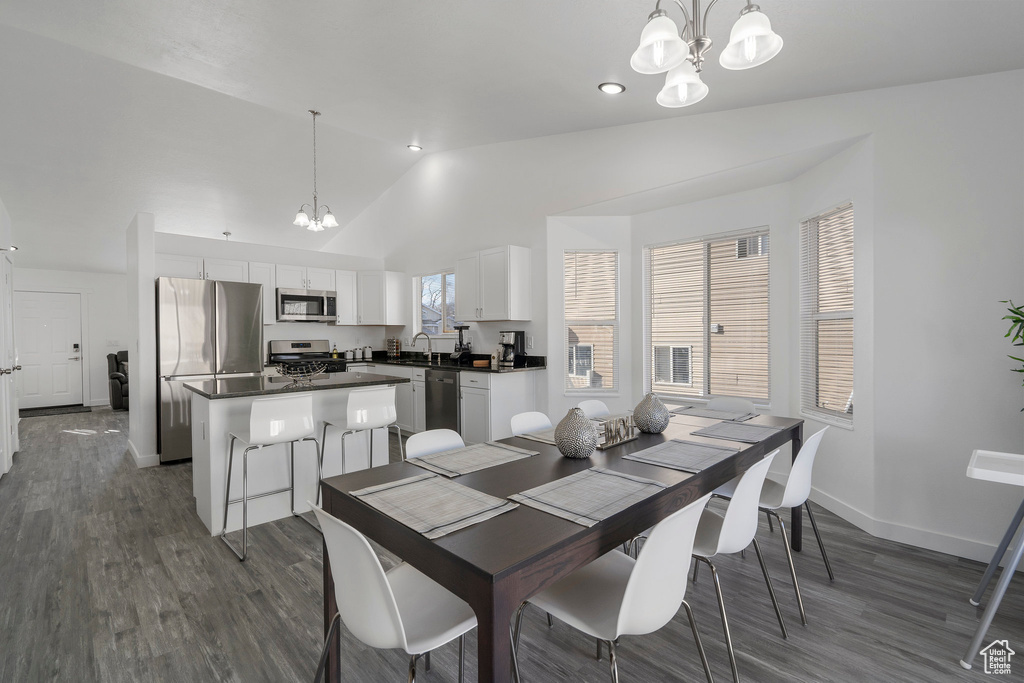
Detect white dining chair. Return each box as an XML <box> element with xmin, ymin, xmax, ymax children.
<box><xmin>222</xmin><ymin>393</ymin><xmax>320</xmax><ymax>562</ymax></box>
<box><xmin>692</xmin><ymin>450</ymin><xmax>787</xmax><ymax>683</ymax></box>
<box><xmin>310</xmin><ymin>504</ymin><xmax>477</xmax><ymax>683</ymax></box>
<box><xmin>714</xmin><ymin>428</ymin><xmax>832</xmax><ymax>627</ymax></box>
<box><xmin>706</xmin><ymin>396</ymin><xmax>757</xmax><ymax>414</ymax></box>
<box><xmin>406</xmin><ymin>428</ymin><xmax>465</xmax><ymax>460</ymax></box>
<box><xmin>577</xmin><ymin>399</ymin><xmax>611</xmax><ymax>419</ymax></box>
<box><xmin>510</xmin><ymin>411</ymin><xmax>552</xmax><ymax>436</ymax></box>
<box><xmin>512</xmin><ymin>494</ymin><xmax>715</xmax><ymax>683</ymax></box>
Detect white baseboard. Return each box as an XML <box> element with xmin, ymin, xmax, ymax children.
<box><xmin>810</xmin><ymin>488</ymin><xmax>1020</xmax><ymax>569</ymax></box>
<box><xmin>127</xmin><ymin>438</ymin><xmax>159</xmax><ymax>468</ymax></box>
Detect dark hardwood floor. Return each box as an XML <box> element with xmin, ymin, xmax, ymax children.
<box><xmin>0</xmin><ymin>410</ymin><xmax>1020</xmax><ymax>682</ymax></box>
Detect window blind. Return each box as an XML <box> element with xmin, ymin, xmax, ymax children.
<box><xmin>564</xmin><ymin>251</ymin><xmax>618</xmax><ymax>393</ymax></box>
<box><xmin>800</xmin><ymin>203</ymin><xmax>854</xmax><ymax>424</ymax></box>
<box><xmin>644</xmin><ymin>229</ymin><xmax>770</xmax><ymax>401</ymax></box>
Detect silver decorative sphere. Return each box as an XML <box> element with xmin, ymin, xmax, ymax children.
<box><xmin>633</xmin><ymin>392</ymin><xmax>670</xmax><ymax>433</ymax></box>
<box><xmin>554</xmin><ymin>408</ymin><xmax>599</xmax><ymax>459</ymax></box>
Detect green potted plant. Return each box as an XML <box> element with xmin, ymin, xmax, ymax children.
<box><xmin>1002</xmin><ymin>300</ymin><xmax>1024</xmax><ymax>405</ymax></box>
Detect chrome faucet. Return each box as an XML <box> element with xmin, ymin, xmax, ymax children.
<box><xmin>412</xmin><ymin>331</ymin><xmax>433</xmax><ymax>364</ymax></box>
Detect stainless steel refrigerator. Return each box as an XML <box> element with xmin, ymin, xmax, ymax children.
<box><xmin>157</xmin><ymin>277</ymin><xmax>263</xmax><ymax>463</ymax></box>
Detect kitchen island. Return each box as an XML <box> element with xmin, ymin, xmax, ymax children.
<box><xmin>184</xmin><ymin>372</ymin><xmax>410</xmax><ymax>536</ymax></box>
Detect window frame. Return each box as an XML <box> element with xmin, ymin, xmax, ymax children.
<box><xmin>643</xmin><ymin>227</ymin><xmax>771</xmax><ymax>404</ymax></box>
<box><xmin>415</xmin><ymin>270</ymin><xmax>457</xmax><ymax>337</ymax></box>
<box><xmin>563</xmin><ymin>250</ymin><xmax>619</xmax><ymax>396</ymax></box>
<box><xmin>800</xmin><ymin>202</ymin><xmax>855</xmax><ymax>428</ymax></box>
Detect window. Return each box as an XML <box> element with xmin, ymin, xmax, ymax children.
<box><xmin>654</xmin><ymin>345</ymin><xmax>692</xmax><ymax>385</ymax></box>
<box><xmin>564</xmin><ymin>251</ymin><xmax>618</xmax><ymax>393</ymax></box>
<box><xmin>800</xmin><ymin>203</ymin><xmax>854</xmax><ymax>424</ymax></box>
<box><xmin>420</xmin><ymin>271</ymin><xmax>455</xmax><ymax>334</ymax></box>
<box><xmin>644</xmin><ymin>229</ymin><xmax>770</xmax><ymax>402</ymax></box>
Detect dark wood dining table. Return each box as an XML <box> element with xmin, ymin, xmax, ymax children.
<box><xmin>320</xmin><ymin>412</ymin><xmax>803</xmax><ymax>683</ymax></box>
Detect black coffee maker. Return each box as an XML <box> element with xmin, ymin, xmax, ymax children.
<box><xmin>498</xmin><ymin>330</ymin><xmax>526</xmax><ymax>370</ymax></box>
<box><xmin>450</xmin><ymin>324</ymin><xmax>472</xmax><ymax>364</ymax></box>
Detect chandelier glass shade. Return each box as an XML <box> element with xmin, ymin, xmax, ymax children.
<box><xmin>630</xmin><ymin>1</ymin><xmax>783</xmax><ymax>108</ymax></box>
<box><xmin>292</xmin><ymin>109</ymin><xmax>338</xmax><ymax>232</ymax></box>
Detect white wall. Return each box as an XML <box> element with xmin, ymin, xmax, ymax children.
<box><xmin>127</xmin><ymin>213</ymin><xmax>158</xmax><ymax>467</ymax></box>
<box><xmin>13</xmin><ymin>268</ymin><xmax>130</xmax><ymax>407</ymax></box>
<box><xmin>340</xmin><ymin>70</ymin><xmax>1024</xmax><ymax>562</ymax></box>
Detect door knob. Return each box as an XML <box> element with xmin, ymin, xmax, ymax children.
<box><xmin>13</xmin><ymin>365</ymin><xmax>20</xmax><ymax>371</ymax></box>
<box><xmin>68</xmin><ymin>356</ymin><xmax>81</xmax><ymax>361</ymax></box>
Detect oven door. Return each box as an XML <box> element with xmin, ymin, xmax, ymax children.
<box><xmin>276</xmin><ymin>288</ymin><xmax>333</xmax><ymax>322</ymax></box>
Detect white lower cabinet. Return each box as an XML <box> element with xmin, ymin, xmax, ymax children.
<box><xmin>412</xmin><ymin>368</ymin><xmax>426</xmax><ymax>433</ymax></box>
<box><xmin>460</xmin><ymin>387</ymin><xmax>491</xmax><ymax>445</ymax></box>
<box><xmin>459</xmin><ymin>370</ymin><xmax>539</xmax><ymax>444</ymax></box>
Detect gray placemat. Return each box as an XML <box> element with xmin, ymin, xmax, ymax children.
<box><xmin>623</xmin><ymin>439</ymin><xmax>740</xmax><ymax>473</ymax></box>
<box><xmin>689</xmin><ymin>421</ymin><xmax>783</xmax><ymax>444</ymax></box>
<box><xmin>351</xmin><ymin>473</ymin><xmax>518</xmax><ymax>539</ymax></box>
<box><xmin>410</xmin><ymin>442</ymin><xmax>539</xmax><ymax>478</ymax></box>
<box><xmin>516</xmin><ymin>427</ymin><xmax>558</xmax><ymax>445</ymax></box>
<box><xmin>509</xmin><ymin>467</ymin><xmax>667</xmax><ymax>527</ymax></box>
<box><xmin>671</xmin><ymin>405</ymin><xmax>758</xmax><ymax>421</ymax></box>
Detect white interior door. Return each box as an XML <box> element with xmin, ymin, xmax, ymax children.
<box><xmin>0</xmin><ymin>256</ymin><xmax>13</xmax><ymax>475</ymax></box>
<box><xmin>15</xmin><ymin>291</ymin><xmax>84</xmax><ymax>409</ymax></box>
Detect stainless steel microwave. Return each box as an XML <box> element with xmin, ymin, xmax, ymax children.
<box><xmin>276</xmin><ymin>288</ymin><xmax>337</xmax><ymax>322</ymax></box>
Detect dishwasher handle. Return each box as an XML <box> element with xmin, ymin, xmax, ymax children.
<box><xmin>431</xmin><ymin>376</ymin><xmax>455</xmax><ymax>384</ymax></box>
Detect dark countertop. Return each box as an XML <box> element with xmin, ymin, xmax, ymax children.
<box><xmin>184</xmin><ymin>372</ymin><xmax>410</xmax><ymax>400</ymax></box>
<box><xmin>354</xmin><ymin>355</ymin><xmax>547</xmax><ymax>374</ymax></box>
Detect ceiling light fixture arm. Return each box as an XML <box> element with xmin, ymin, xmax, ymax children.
<box><xmin>653</xmin><ymin>0</ymin><xmax>727</xmax><ymax>72</ymax></box>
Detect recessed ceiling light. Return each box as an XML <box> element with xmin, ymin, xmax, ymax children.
<box><xmin>598</xmin><ymin>82</ymin><xmax>626</xmax><ymax>95</ymax></box>
<box><xmin>407</xmin><ymin>144</ymin><xmax>423</xmax><ymax>152</ymax></box>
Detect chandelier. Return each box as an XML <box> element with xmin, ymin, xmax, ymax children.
<box><xmin>292</xmin><ymin>110</ymin><xmax>338</xmax><ymax>232</ymax></box>
<box><xmin>630</xmin><ymin>0</ymin><xmax>783</xmax><ymax>108</ymax></box>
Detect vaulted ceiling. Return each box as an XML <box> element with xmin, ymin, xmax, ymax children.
<box><xmin>1</xmin><ymin>0</ymin><xmax>1022</xmax><ymax>272</ymax></box>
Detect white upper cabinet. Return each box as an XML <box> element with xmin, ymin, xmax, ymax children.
<box><xmin>275</xmin><ymin>264</ymin><xmax>306</xmax><ymax>290</ymax></box>
<box><xmin>155</xmin><ymin>255</ymin><xmax>249</xmax><ymax>283</ymax></box>
<box><xmin>454</xmin><ymin>245</ymin><xmax>531</xmax><ymax>321</ymax></box>
<box><xmin>357</xmin><ymin>271</ymin><xmax>405</xmax><ymax>325</ymax></box>
<box><xmin>155</xmin><ymin>254</ymin><xmax>204</xmax><ymax>279</ymax></box>
<box><xmin>306</xmin><ymin>267</ymin><xmax>335</xmax><ymax>291</ymax></box>
<box><xmin>275</xmin><ymin>265</ymin><xmax>336</xmax><ymax>291</ymax></box>
<box><xmin>334</xmin><ymin>270</ymin><xmax>358</xmax><ymax>325</ymax></box>
<box><xmin>204</xmin><ymin>258</ymin><xmax>249</xmax><ymax>283</ymax></box>
<box><xmin>248</xmin><ymin>262</ymin><xmax>277</xmax><ymax>325</ymax></box>
<box><xmin>455</xmin><ymin>253</ymin><xmax>481</xmax><ymax>321</ymax></box>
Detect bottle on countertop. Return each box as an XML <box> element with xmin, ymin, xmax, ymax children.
<box><xmin>331</xmin><ymin>345</ymin><xmax>339</xmax><ymax>359</ymax></box>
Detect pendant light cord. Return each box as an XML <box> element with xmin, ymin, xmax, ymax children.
<box><xmin>310</xmin><ymin>110</ymin><xmax>319</xmax><ymax>205</ymax></box>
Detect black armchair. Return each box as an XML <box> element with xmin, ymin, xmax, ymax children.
<box><xmin>107</xmin><ymin>351</ymin><xmax>129</xmax><ymax>410</ymax></box>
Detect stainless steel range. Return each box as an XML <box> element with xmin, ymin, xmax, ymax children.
<box><xmin>267</xmin><ymin>339</ymin><xmax>348</xmax><ymax>374</ymax></box>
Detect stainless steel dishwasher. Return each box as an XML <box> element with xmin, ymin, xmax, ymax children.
<box><xmin>425</xmin><ymin>368</ymin><xmax>461</xmax><ymax>432</ymax></box>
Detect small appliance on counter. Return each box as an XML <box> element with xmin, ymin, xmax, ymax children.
<box><xmin>267</xmin><ymin>339</ymin><xmax>348</xmax><ymax>374</ymax></box>
<box><xmin>386</xmin><ymin>338</ymin><xmax>401</xmax><ymax>358</ymax></box>
<box><xmin>498</xmin><ymin>330</ymin><xmax>526</xmax><ymax>370</ymax></box>
<box><xmin>450</xmin><ymin>324</ymin><xmax>472</xmax><ymax>364</ymax></box>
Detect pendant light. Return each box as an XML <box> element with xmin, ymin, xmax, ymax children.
<box><xmin>630</xmin><ymin>1</ymin><xmax>783</xmax><ymax>108</ymax></box>
<box><xmin>292</xmin><ymin>110</ymin><xmax>338</xmax><ymax>232</ymax></box>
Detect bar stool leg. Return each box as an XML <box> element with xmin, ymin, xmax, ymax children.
<box><xmin>222</xmin><ymin>436</ymin><xmax>237</xmax><ymax>538</ymax></box>
<box><xmin>241</xmin><ymin>448</ymin><xmax>250</xmax><ymax>561</ymax></box>
<box><xmin>970</xmin><ymin>498</ymin><xmax>1024</xmax><ymax>606</ymax></box>
<box><xmin>961</xmin><ymin>526</ymin><xmax>1024</xmax><ymax>669</ymax></box>
<box><xmin>390</xmin><ymin>423</ymin><xmax>404</xmax><ymax>460</ymax></box>
<box><xmin>289</xmin><ymin>437</ymin><xmax>322</xmax><ymax>532</ymax></box>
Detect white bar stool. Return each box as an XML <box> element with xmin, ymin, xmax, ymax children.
<box><xmin>222</xmin><ymin>393</ymin><xmax>321</xmax><ymax>562</ymax></box>
<box><xmin>960</xmin><ymin>449</ymin><xmax>1024</xmax><ymax>670</ymax></box>
<box><xmin>319</xmin><ymin>385</ymin><xmax>402</xmax><ymax>501</ymax></box>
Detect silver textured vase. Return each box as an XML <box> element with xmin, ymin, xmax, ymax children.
<box><xmin>554</xmin><ymin>408</ymin><xmax>598</xmax><ymax>459</ymax></box>
<box><xmin>633</xmin><ymin>392</ymin><xmax>670</xmax><ymax>433</ymax></box>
